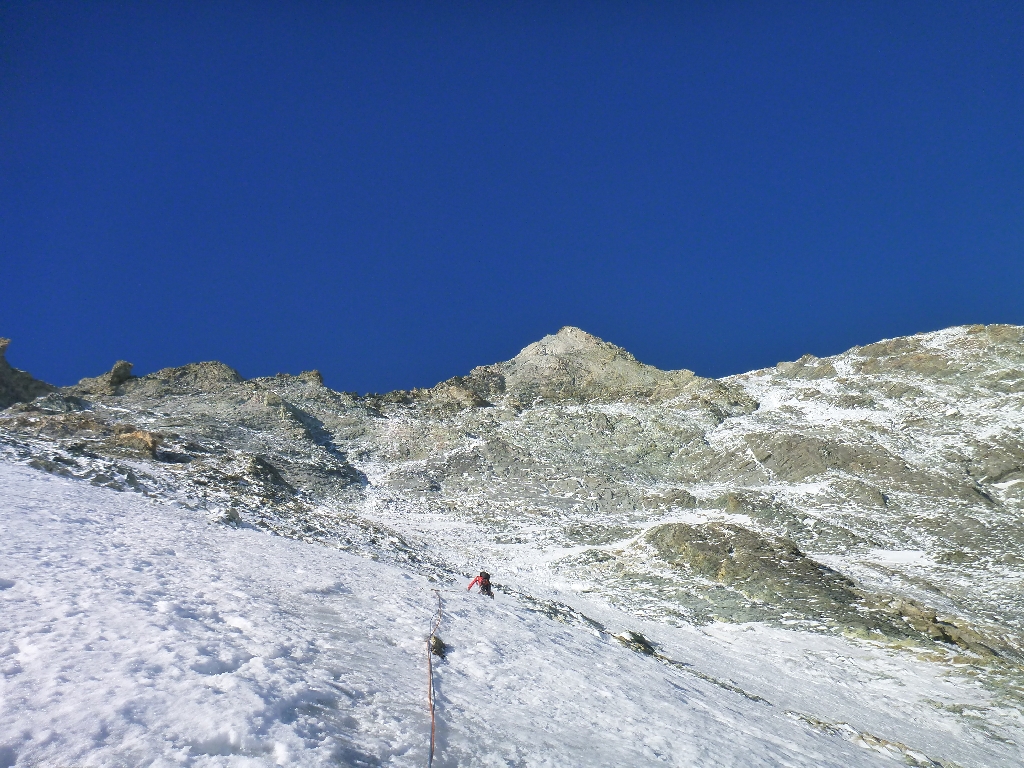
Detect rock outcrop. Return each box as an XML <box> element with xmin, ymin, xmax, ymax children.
<box><xmin>5</xmin><ymin>321</ymin><xmax>1024</xmax><ymax>765</ymax></box>
<box><xmin>122</xmin><ymin>361</ymin><xmax>244</xmax><ymax>396</ymax></box>
<box><xmin>646</xmin><ymin>522</ymin><xmax>859</xmax><ymax>612</ymax></box>
<box><xmin>467</xmin><ymin>326</ymin><xmax>755</xmax><ymax>410</ymax></box>
<box><xmin>0</xmin><ymin>338</ymin><xmax>55</xmax><ymax>409</ymax></box>
<box><xmin>113</xmin><ymin>428</ymin><xmax>163</xmax><ymax>458</ymax></box>
<box><xmin>70</xmin><ymin>360</ymin><xmax>135</xmax><ymax>396</ymax></box>
<box><xmin>1</xmin><ymin>322</ymin><xmax>1023</xmax><ymax>666</ymax></box>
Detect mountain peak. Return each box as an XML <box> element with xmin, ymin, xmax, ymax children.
<box><xmin>471</xmin><ymin>326</ymin><xmax>703</xmax><ymax>404</ymax></box>
<box><xmin>512</xmin><ymin>327</ymin><xmax>639</xmax><ymax>366</ymax></box>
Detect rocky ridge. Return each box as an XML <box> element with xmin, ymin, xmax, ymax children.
<box><xmin>2</xmin><ymin>324</ymin><xmax>1024</xmax><ymax>731</ymax></box>
<box><xmin>0</xmin><ymin>338</ymin><xmax>55</xmax><ymax>409</ymax></box>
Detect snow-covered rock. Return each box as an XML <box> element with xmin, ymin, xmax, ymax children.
<box><xmin>2</xmin><ymin>323</ymin><xmax>1023</xmax><ymax>765</ymax></box>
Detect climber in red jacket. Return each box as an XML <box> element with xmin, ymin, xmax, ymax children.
<box><xmin>468</xmin><ymin>571</ymin><xmax>494</xmax><ymax>598</ymax></box>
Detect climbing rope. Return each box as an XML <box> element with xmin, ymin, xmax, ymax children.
<box><xmin>426</xmin><ymin>588</ymin><xmax>443</xmax><ymax>767</ymax></box>
<box><xmin>425</xmin><ymin>583</ymin><xmax>494</xmax><ymax>765</ymax></box>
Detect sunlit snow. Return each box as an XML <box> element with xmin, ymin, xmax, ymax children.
<box><xmin>2</xmin><ymin>463</ymin><xmax>1001</xmax><ymax>767</ymax></box>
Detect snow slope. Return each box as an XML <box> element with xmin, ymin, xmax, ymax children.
<box><xmin>0</xmin><ymin>463</ymin><xmax>967</xmax><ymax>768</ymax></box>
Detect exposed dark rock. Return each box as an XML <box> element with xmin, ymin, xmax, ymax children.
<box><xmin>467</xmin><ymin>326</ymin><xmax>720</xmax><ymax>406</ymax></box>
<box><xmin>646</xmin><ymin>522</ymin><xmax>859</xmax><ymax>610</ymax></box>
<box><xmin>3</xmin><ymin>322</ymin><xmax>1024</xmax><ymax>665</ymax></box>
<box><xmin>747</xmin><ymin>434</ymin><xmax>892</xmax><ymax>482</ymax></box>
<box><xmin>420</xmin><ymin>379</ymin><xmax>491</xmax><ymax>412</ymax></box>
<box><xmin>857</xmin><ymin>352</ymin><xmax>951</xmax><ymax>377</ymax></box>
<box><xmin>29</xmin><ymin>392</ymin><xmax>89</xmax><ymax>414</ymax></box>
<box><xmin>614</xmin><ymin>630</ymin><xmax>656</xmax><ymax>655</ymax></box>
<box><xmin>237</xmin><ymin>455</ymin><xmax>295</xmax><ymax>493</ymax></box>
<box><xmin>867</xmin><ymin>595</ymin><xmax>1005</xmax><ymax>658</ymax></box>
<box><xmin>113</xmin><ymin>429</ymin><xmax>163</xmax><ymax>458</ymax></box>
<box><xmin>776</xmin><ymin>354</ymin><xmax>837</xmax><ymax>380</ymax></box>
<box><xmin>459</xmin><ymin>366</ymin><xmax>506</xmax><ymax>401</ymax></box>
<box><xmin>968</xmin><ymin>438</ymin><xmax>1024</xmax><ymax>484</ymax></box>
<box><xmin>857</xmin><ymin>336</ymin><xmax>925</xmax><ymax>358</ymax></box>
<box><xmin>122</xmin><ymin>361</ymin><xmax>243</xmax><ymax>396</ymax></box>
<box><xmin>429</xmin><ymin>635</ymin><xmax>447</xmax><ymax>658</ymax></box>
<box><xmin>3</xmin><ymin>411</ymin><xmax>116</xmax><ymax>440</ymax></box>
<box><xmin>0</xmin><ymin>338</ymin><xmax>56</xmax><ymax>409</ymax></box>
<box><xmin>69</xmin><ymin>360</ymin><xmax>135</xmax><ymax>396</ymax></box>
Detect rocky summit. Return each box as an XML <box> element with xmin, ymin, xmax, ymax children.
<box><xmin>2</xmin><ymin>324</ymin><xmax>1024</xmax><ymax>751</ymax></box>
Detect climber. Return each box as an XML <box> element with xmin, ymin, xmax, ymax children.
<box><xmin>467</xmin><ymin>571</ymin><xmax>494</xmax><ymax>598</ymax></box>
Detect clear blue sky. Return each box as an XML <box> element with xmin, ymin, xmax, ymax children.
<box><xmin>3</xmin><ymin>2</ymin><xmax>1022</xmax><ymax>392</ymax></box>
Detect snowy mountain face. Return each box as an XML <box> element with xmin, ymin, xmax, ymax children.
<box><xmin>1</xmin><ymin>324</ymin><xmax>1023</xmax><ymax>766</ymax></box>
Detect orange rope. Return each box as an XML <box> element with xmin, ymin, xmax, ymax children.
<box><xmin>426</xmin><ymin>640</ymin><xmax>435</xmax><ymax>767</ymax></box>
<box><xmin>427</xmin><ymin>589</ymin><xmax>442</xmax><ymax>767</ymax></box>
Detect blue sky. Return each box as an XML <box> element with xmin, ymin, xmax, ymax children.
<box><xmin>3</xmin><ymin>2</ymin><xmax>1022</xmax><ymax>392</ymax></box>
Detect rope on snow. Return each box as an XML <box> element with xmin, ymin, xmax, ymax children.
<box><xmin>426</xmin><ymin>588</ymin><xmax>443</xmax><ymax>767</ymax></box>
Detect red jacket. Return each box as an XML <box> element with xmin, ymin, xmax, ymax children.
<box><xmin>468</xmin><ymin>575</ymin><xmax>490</xmax><ymax>592</ymax></box>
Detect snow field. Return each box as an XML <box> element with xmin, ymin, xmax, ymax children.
<box><xmin>0</xmin><ymin>463</ymin><xmax>984</xmax><ymax>766</ymax></box>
